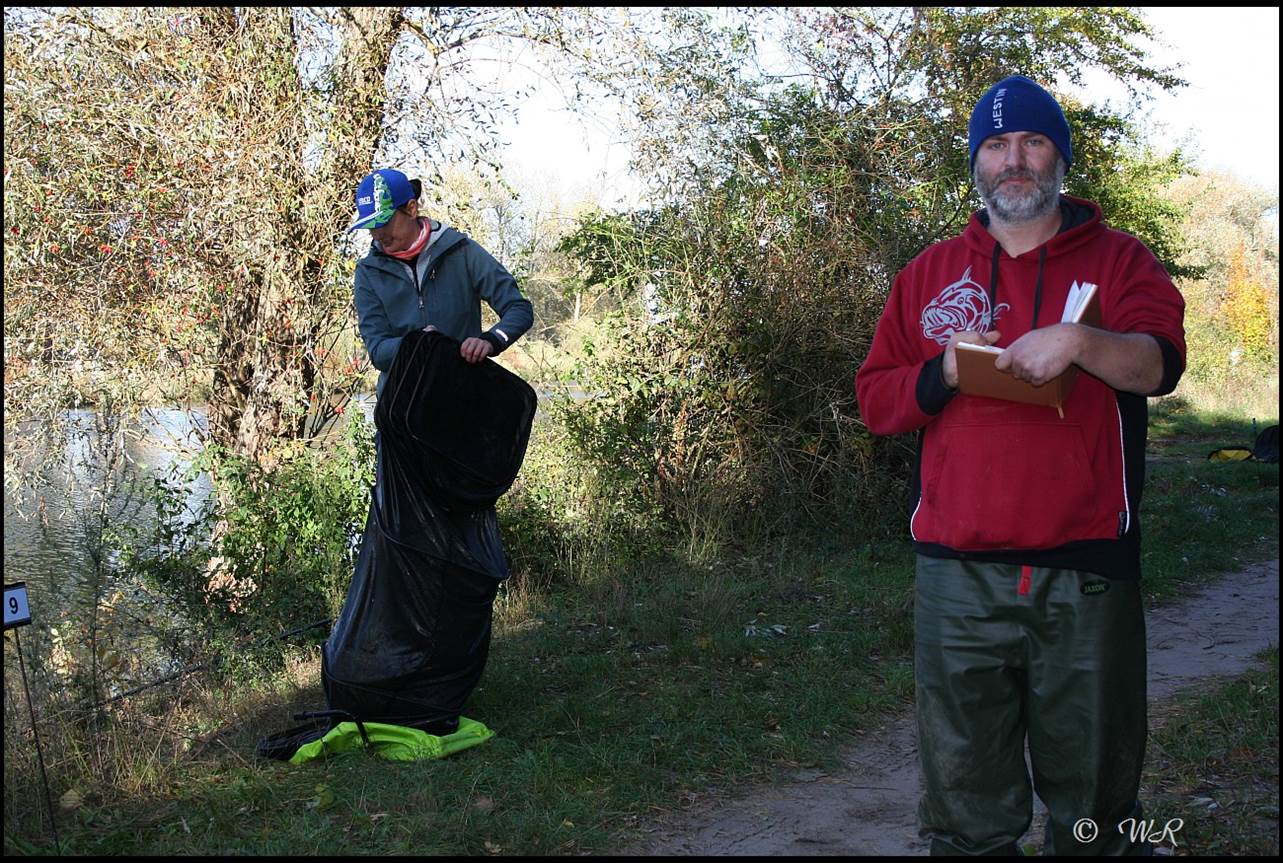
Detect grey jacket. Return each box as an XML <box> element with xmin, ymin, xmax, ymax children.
<box><xmin>354</xmin><ymin>222</ymin><xmax>533</xmax><ymax>395</ymax></box>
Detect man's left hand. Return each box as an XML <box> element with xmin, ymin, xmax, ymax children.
<box><xmin>460</xmin><ymin>337</ymin><xmax>494</xmax><ymax>364</ymax></box>
<box><xmin>993</xmin><ymin>323</ymin><xmax>1083</xmax><ymax>385</ymax></box>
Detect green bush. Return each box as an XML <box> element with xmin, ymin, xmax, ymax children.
<box><xmin>498</xmin><ymin>402</ymin><xmax>669</xmax><ymax>588</ymax></box>
<box><xmin>555</xmin><ymin>93</ymin><xmax>947</xmax><ymax>554</ymax></box>
<box><xmin>114</xmin><ymin>413</ymin><xmax>375</xmax><ymax>666</ymax></box>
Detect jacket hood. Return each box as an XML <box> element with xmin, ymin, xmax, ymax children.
<box><xmin>963</xmin><ymin>195</ymin><xmax>1103</xmax><ymax>261</ymax></box>
<box><xmin>360</xmin><ymin>224</ymin><xmax>469</xmax><ymax>275</ymax></box>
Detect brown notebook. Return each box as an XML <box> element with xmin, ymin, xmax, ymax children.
<box><xmin>955</xmin><ymin>282</ymin><xmax>1100</xmax><ymax>416</ymax></box>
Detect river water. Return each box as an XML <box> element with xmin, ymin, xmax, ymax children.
<box><xmin>3</xmin><ymin>396</ymin><xmax>378</xmax><ymax>700</ymax></box>
<box><xmin>4</xmin><ymin>397</ymin><xmax>378</xmax><ymax>606</ymax></box>
<box><xmin>5</xmin><ymin>407</ymin><xmax>209</xmax><ymax>606</ymax></box>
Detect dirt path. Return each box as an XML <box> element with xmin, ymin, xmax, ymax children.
<box><xmin>634</xmin><ymin>559</ymin><xmax>1280</xmax><ymax>856</ymax></box>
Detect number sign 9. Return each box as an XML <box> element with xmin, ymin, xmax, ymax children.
<box><xmin>4</xmin><ymin>583</ymin><xmax>32</xmax><ymax>630</ymax></box>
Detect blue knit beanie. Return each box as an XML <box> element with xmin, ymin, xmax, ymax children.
<box><xmin>968</xmin><ymin>75</ymin><xmax>1072</xmax><ymax>169</ymax></box>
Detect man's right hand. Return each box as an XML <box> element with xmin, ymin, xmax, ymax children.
<box><xmin>942</xmin><ymin>330</ymin><xmax>1001</xmax><ymax>389</ymax></box>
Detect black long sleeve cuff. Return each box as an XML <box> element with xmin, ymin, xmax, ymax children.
<box><xmin>480</xmin><ymin>330</ymin><xmax>507</xmax><ymax>355</ymax></box>
<box><xmin>917</xmin><ymin>353</ymin><xmax>958</xmax><ymax>416</ymax></box>
<box><xmin>1149</xmin><ymin>334</ymin><xmax>1184</xmax><ymax>397</ymax></box>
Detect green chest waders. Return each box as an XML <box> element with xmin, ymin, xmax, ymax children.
<box><xmin>913</xmin><ymin>556</ymin><xmax>1151</xmax><ymax>856</ymax></box>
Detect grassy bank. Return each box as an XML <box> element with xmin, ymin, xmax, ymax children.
<box><xmin>3</xmin><ymin>404</ymin><xmax>1278</xmax><ymax>856</ymax></box>
<box><xmin>1142</xmin><ymin>396</ymin><xmax>1278</xmax><ymax>602</ymax></box>
<box><xmin>1143</xmin><ymin>647</ymin><xmax>1279</xmax><ymax>857</ymax></box>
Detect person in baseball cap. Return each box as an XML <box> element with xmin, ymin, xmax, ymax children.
<box><xmin>349</xmin><ymin>166</ymin><xmax>533</xmax><ymax>375</ymax></box>
<box><xmin>338</xmin><ymin>166</ymin><xmax>536</xmax><ymax>748</ymax></box>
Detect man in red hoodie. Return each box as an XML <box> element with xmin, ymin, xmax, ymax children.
<box><xmin>855</xmin><ymin>76</ymin><xmax>1186</xmax><ymax>855</ymax></box>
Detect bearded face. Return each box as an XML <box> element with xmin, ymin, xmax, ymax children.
<box><xmin>975</xmin><ymin>151</ymin><xmax>1066</xmax><ymax>224</ymax></box>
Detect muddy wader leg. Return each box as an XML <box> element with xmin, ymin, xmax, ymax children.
<box><xmin>915</xmin><ymin>557</ymin><xmax>1151</xmax><ymax>856</ymax></box>
<box><xmin>1024</xmin><ymin>568</ymin><xmax>1150</xmax><ymax>856</ymax></box>
<box><xmin>915</xmin><ymin>557</ymin><xmax>1032</xmax><ymax>855</ymax></box>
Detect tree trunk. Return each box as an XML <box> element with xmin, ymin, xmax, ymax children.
<box><xmin>202</xmin><ymin>7</ymin><xmax>403</xmax><ymax>468</ymax></box>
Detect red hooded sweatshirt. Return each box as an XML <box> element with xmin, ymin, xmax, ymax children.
<box><xmin>855</xmin><ymin>196</ymin><xmax>1186</xmax><ymax>578</ymax></box>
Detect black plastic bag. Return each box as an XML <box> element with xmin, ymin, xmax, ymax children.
<box><xmin>1252</xmin><ymin>424</ymin><xmax>1279</xmax><ymax>463</ymax></box>
<box><xmin>319</xmin><ymin>330</ymin><xmax>536</xmax><ymax>733</ymax></box>
<box><xmin>376</xmin><ymin>329</ymin><xmax>537</xmax><ymax>509</ymax></box>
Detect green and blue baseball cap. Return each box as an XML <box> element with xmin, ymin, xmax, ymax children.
<box><xmin>349</xmin><ymin>168</ymin><xmax>418</xmax><ymax>231</ymax></box>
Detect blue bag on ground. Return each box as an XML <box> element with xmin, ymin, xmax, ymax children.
<box><xmin>320</xmin><ymin>330</ymin><xmax>536</xmax><ymax>737</ymax></box>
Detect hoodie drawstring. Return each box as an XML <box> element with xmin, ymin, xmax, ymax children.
<box><xmin>988</xmin><ymin>242</ymin><xmax>1002</xmax><ymax>330</ymax></box>
<box><xmin>1031</xmin><ymin>246</ymin><xmax>1046</xmax><ymax>329</ymax></box>
<box><xmin>988</xmin><ymin>242</ymin><xmax>1048</xmax><ymax>332</ymax></box>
